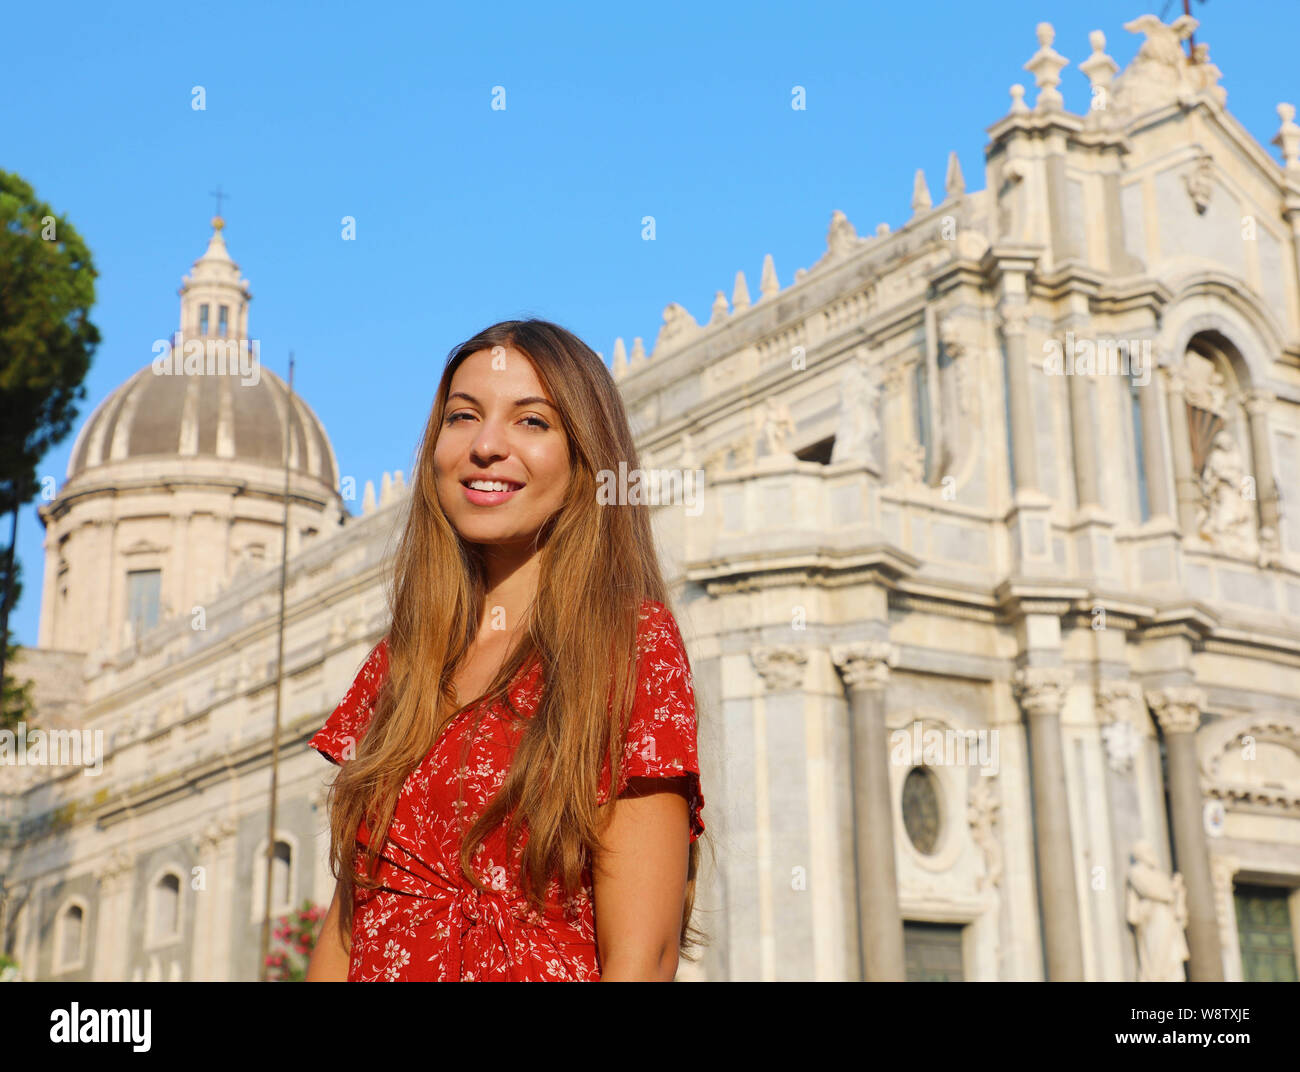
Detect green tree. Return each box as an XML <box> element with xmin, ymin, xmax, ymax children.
<box><xmin>1</xmin><ymin>557</ymin><xmax>34</xmax><ymax>732</ymax></box>
<box><xmin>0</xmin><ymin>171</ymin><xmax>100</xmax><ymax>707</ymax></box>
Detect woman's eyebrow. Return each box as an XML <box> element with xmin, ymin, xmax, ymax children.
<box><xmin>447</xmin><ymin>391</ymin><xmax>556</xmax><ymax>409</ymax></box>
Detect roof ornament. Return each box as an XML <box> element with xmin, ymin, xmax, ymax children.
<box><xmin>759</xmin><ymin>253</ymin><xmax>779</xmax><ymax>299</ymax></box>
<box><xmin>1273</xmin><ymin>103</ymin><xmax>1300</xmax><ymax>172</ymax></box>
<box><xmin>1079</xmin><ymin>30</ymin><xmax>1119</xmax><ymax>124</ymax></box>
<box><xmin>911</xmin><ymin>169</ymin><xmax>932</xmax><ymax>214</ymax></box>
<box><xmin>1024</xmin><ymin>22</ymin><xmax>1069</xmax><ymax>113</ymax></box>
<box><xmin>732</xmin><ymin>269</ymin><xmax>751</xmax><ymax>312</ymax></box>
<box><xmin>944</xmin><ymin>151</ymin><xmax>965</xmax><ymax>199</ymax></box>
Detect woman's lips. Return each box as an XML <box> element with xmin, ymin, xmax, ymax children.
<box><xmin>461</xmin><ymin>480</ymin><xmax>524</xmax><ymax>506</ymax></box>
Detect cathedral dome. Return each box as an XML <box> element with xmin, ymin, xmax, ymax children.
<box><xmin>64</xmin><ymin>216</ymin><xmax>338</xmax><ymax>491</ymax></box>
<box><xmin>66</xmin><ymin>361</ymin><xmax>339</xmax><ymax>489</ymax></box>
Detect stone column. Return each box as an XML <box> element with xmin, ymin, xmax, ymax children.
<box><xmin>1162</xmin><ymin>365</ymin><xmax>1200</xmax><ymax>537</ymax></box>
<box><xmin>750</xmin><ymin>645</ymin><xmax>815</xmax><ymax>980</ymax></box>
<box><xmin>1146</xmin><ymin>687</ymin><xmax>1225</xmax><ymax>981</ymax></box>
<box><xmin>1013</xmin><ymin>667</ymin><xmax>1085</xmax><ymax>980</ymax></box>
<box><xmin>1068</xmin><ymin>351</ymin><xmax>1101</xmax><ymax>507</ymax></box>
<box><xmin>1243</xmin><ymin>389</ymin><xmax>1282</xmax><ymax>544</ymax></box>
<box><xmin>92</xmin><ymin>849</ymin><xmax>134</xmax><ymax>981</ymax></box>
<box><xmin>830</xmin><ymin>641</ymin><xmax>905</xmax><ymax>981</ymax></box>
<box><xmin>1136</xmin><ymin>365</ymin><xmax>1173</xmax><ymax>519</ymax></box>
<box><xmin>191</xmin><ymin>815</ymin><xmax>237</xmax><ymax>980</ymax></box>
<box><xmin>1000</xmin><ymin>303</ymin><xmax>1040</xmax><ymax>493</ymax></box>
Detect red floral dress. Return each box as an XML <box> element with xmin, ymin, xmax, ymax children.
<box><xmin>309</xmin><ymin>599</ymin><xmax>704</xmax><ymax>981</ymax></box>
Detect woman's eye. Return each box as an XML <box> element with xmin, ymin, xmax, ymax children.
<box><xmin>444</xmin><ymin>412</ymin><xmax>549</xmax><ymax>430</ymax></box>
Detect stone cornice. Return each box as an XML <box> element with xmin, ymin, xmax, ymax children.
<box><xmin>687</xmin><ymin>542</ymin><xmax>920</xmax><ymax>593</ymax></box>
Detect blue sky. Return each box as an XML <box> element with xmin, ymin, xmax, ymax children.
<box><xmin>4</xmin><ymin>0</ymin><xmax>1298</xmax><ymax>645</ymax></box>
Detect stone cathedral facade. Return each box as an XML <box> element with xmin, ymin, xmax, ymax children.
<box><xmin>4</xmin><ymin>12</ymin><xmax>1300</xmax><ymax>982</ymax></box>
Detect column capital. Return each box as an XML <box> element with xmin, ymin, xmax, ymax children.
<box><xmin>831</xmin><ymin>641</ymin><xmax>899</xmax><ymax>691</ymax></box>
<box><xmin>1012</xmin><ymin>666</ymin><xmax>1071</xmax><ymax>716</ymax></box>
<box><xmin>1243</xmin><ymin>387</ymin><xmax>1275</xmax><ymax>414</ymax></box>
<box><xmin>998</xmin><ymin>302</ymin><xmax>1032</xmax><ymax>337</ymax></box>
<box><xmin>193</xmin><ymin>815</ymin><xmax>238</xmax><ymax>855</ymax></box>
<box><xmin>1095</xmin><ymin>679</ymin><xmax>1142</xmax><ymax>723</ymax></box>
<box><xmin>1146</xmin><ymin>686</ymin><xmax>1205</xmax><ymax>734</ymax></box>
<box><xmin>751</xmin><ymin>646</ymin><xmax>809</xmax><ymax>691</ymax></box>
<box><xmin>93</xmin><ymin>847</ymin><xmax>134</xmax><ymax>887</ymax></box>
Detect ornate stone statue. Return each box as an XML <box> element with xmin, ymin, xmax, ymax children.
<box><xmin>1125</xmin><ymin>840</ymin><xmax>1190</xmax><ymax>982</ymax></box>
<box><xmin>829</xmin><ymin>358</ymin><xmax>880</xmax><ymax>467</ymax></box>
<box><xmin>755</xmin><ymin>397</ymin><xmax>796</xmax><ymax>460</ymax></box>
<box><xmin>1197</xmin><ymin>430</ymin><xmax>1257</xmax><ymax>557</ymax></box>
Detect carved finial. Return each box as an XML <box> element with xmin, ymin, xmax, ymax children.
<box><xmin>760</xmin><ymin>253</ymin><xmax>779</xmax><ymax>299</ymax></box>
<box><xmin>1079</xmin><ymin>29</ymin><xmax>1119</xmax><ymax>122</ymax></box>
<box><xmin>826</xmin><ymin>209</ymin><xmax>859</xmax><ymax>258</ymax></box>
<box><xmin>944</xmin><ymin>151</ymin><xmax>965</xmax><ymax>199</ymax></box>
<box><xmin>1009</xmin><ymin>83</ymin><xmax>1028</xmax><ymax>114</ymax></box>
<box><xmin>875</xmin><ymin>222</ymin><xmax>890</xmax><ymax>236</ymax></box>
<box><xmin>911</xmin><ymin>169</ymin><xmax>932</xmax><ymax>214</ymax></box>
<box><xmin>710</xmin><ymin>290</ymin><xmax>729</xmax><ymax>324</ymax></box>
<box><xmin>380</xmin><ymin>470</ymin><xmax>393</xmax><ymax>506</ymax></box>
<box><xmin>612</xmin><ymin>336</ymin><xmax>628</xmax><ymax>379</ymax></box>
<box><xmin>362</xmin><ymin>479</ymin><xmax>376</xmax><ymax>515</ymax></box>
<box><xmin>1274</xmin><ymin>103</ymin><xmax>1300</xmax><ymax>171</ymax></box>
<box><xmin>732</xmin><ymin>269</ymin><xmax>751</xmax><ymax>312</ymax></box>
<box><xmin>629</xmin><ymin>336</ymin><xmax>647</xmax><ymax>368</ymax></box>
<box><xmin>1024</xmin><ymin>22</ymin><xmax>1069</xmax><ymax>112</ymax></box>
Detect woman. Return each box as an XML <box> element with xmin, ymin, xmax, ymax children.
<box><xmin>304</xmin><ymin>319</ymin><xmax>708</xmax><ymax>981</ymax></box>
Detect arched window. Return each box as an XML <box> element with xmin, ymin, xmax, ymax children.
<box><xmin>152</xmin><ymin>872</ymin><xmax>181</xmax><ymax>944</ymax></box>
<box><xmin>250</xmin><ymin>835</ymin><xmax>297</xmax><ymax>922</ymax></box>
<box><xmin>57</xmin><ymin>902</ymin><xmax>85</xmax><ymax>971</ymax></box>
<box><xmin>272</xmin><ymin>841</ymin><xmax>291</xmax><ymax>909</ymax></box>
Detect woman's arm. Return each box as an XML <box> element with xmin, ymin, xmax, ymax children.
<box><xmin>305</xmin><ymin>879</ymin><xmax>351</xmax><ymax>982</ymax></box>
<box><xmin>592</xmin><ymin>776</ymin><xmax>691</xmax><ymax>981</ymax></box>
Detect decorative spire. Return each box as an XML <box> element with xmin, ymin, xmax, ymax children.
<box><xmin>944</xmin><ymin>152</ymin><xmax>965</xmax><ymax>199</ymax></box>
<box><xmin>759</xmin><ymin>253</ymin><xmax>779</xmax><ymax>299</ymax></box>
<box><xmin>1024</xmin><ymin>22</ymin><xmax>1068</xmax><ymax>112</ymax></box>
<box><xmin>1275</xmin><ymin>103</ymin><xmax>1300</xmax><ymax>171</ymax></box>
<box><xmin>911</xmin><ymin>168</ymin><xmax>932</xmax><ymax>214</ymax></box>
<box><xmin>732</xmin><ymin>269</ymin><xmax>751</xmax><ymax>312</ymax></box>
<box><xmin>710</xmin><ymin>290</ymin><xmax>729</xmax><ymax>324</ymax></box>
<box><xmin>612</xmin><ymin>336</ymin><xmax>628</xmax><ymax>379</ymax></box>
<box><xmin>629</xmin><ymin>336</ymin><xmax>647</xmax><ymax>369</ymax></box>
<box><xmin>1079</xmin><ymin>30</ymin><xmax>1119</xmax><ymax>122</ymax></box>
<box><xmin>1009</xmin><ymin>83</ymin><xmax>1028</xmax><ymax>114</ymax></box>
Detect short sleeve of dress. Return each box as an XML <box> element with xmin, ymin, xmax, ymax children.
<box><xmin>309</xmin><ymin>638</ymin><xmax>389</xmax><ymax>765</ymax></box>
<box><xmin>600</xmin><ymin>601</ymin><xmax>706</xmax><ymax>843</ymax></box>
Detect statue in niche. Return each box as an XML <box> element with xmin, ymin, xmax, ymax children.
<box><xmin>754</xmin><ymin>397</ymin><xmax>796</xmax><ymax>460</ymax></box>
<box><xmin>1125</xmin><ymin>841</ymin><xmax>1190</xmax><ymax>982</ymax></box>
<box><xmin>1183</xmin><ymin>351</ymin><xmax>1227</xmax><ymax>416</ymax></box>
<box><xmin>830</xmin><ymin>358</ymin><xmax>880</xmax><ymax>467</ymax></box>
<box><xmin>1197</xmin><ymin>430</ymin><xmax>1257</xmax><ymax>557</ymax></box>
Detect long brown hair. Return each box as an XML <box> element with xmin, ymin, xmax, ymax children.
<box><xmin>325</xmin><ymin>319</ymin><xmax>710</xmax><ymax>964</ymax></box>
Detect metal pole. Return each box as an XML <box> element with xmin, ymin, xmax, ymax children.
<box><xmin>259</xmin><ymin>353</ymin><xmax>294</xmax><ymax>981</ymax></box>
